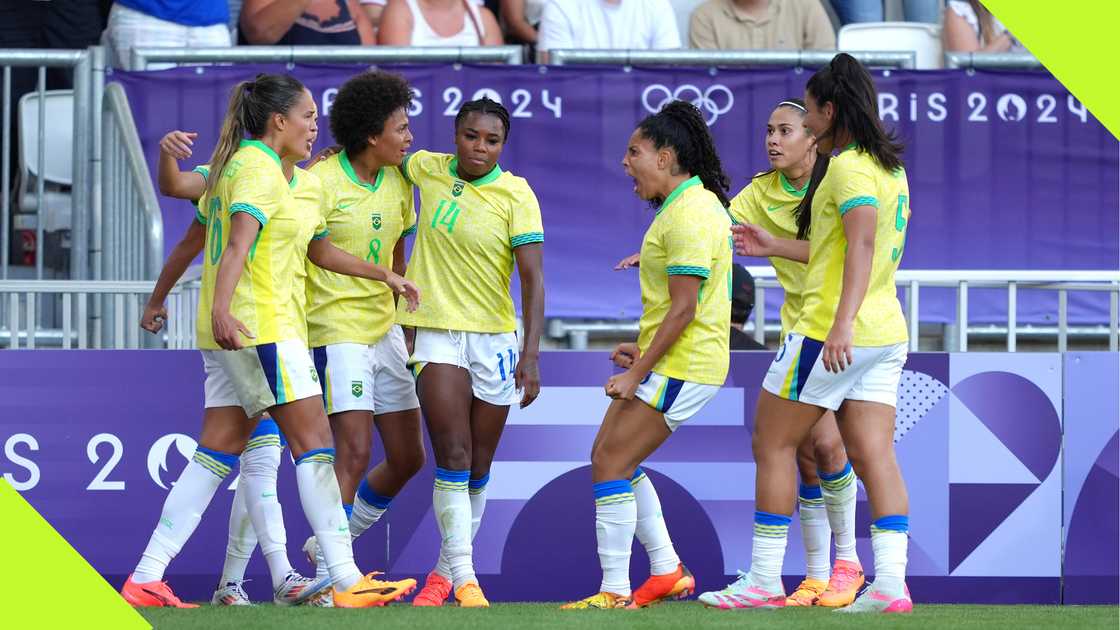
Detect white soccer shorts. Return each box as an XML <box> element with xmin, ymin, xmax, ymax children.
<box><xmin>634</xmin><ymin>371</ymin><xmax>721</xmax><ymax>432</ymax></box>
<box><xmin>311</xmin><ymin>326</ymin><xmax>420</xmax><ymax>416</ymax></box>
<box><xmin>410</xmin><ymin>328</ymin><xmax>520</xmax><ymax>406</ymax></box>
<box><xmin>204</xmin><ymin>338</ymin><xmax>323</xmax><ymax>418</ymax></box>
<box><xmin>762</xmin><ymin>332</ymin><xmax>908</xmax><ymax>410</ymax></box>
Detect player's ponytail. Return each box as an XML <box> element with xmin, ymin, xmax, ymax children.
<box><xmin>793</xmin><ymin>153</ymin><xmax>830</xmax><ymax>240</ymax></box>
<box><xmin>806</xmin><ymin>53</ymin><xmax>904</xmax><ymax>174</ymax></box>
<box><xmin>638</xmin><ymin>100</ymin><xmax>731</xmax><ymax>208</ymax></box>
<box><xmin>205</xmin><ymin>74</ymin><xmax>307</xmax><ymax>199</ymax></box>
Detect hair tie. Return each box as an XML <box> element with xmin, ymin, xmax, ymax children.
<box><xmin>777</xmin><ymin>100</ymin><xmax>806</xmax><ymax>112</ymax></box>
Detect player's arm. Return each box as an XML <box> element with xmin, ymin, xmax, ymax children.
<box><xmin>513</xmin><ymin>242</ymin><xmax>544</xmax><ymax>408</ymax></box>
<box><xmin>377</xmin><ymin>0</ymin><xmax>413</xmax><ymax>45</ymax></box>
<box><xmin>306</xmin><ymin>236</ymin><xmax>420</xmax><ymax>311</ymax></box>
<box><xmin>158</xmin><ymin>131</ymin><xmax>206</xmax><ymax>200</ymax></box>
<box><xmin>348</xmin><ymin>0</ymin><xmax>376</xmax><ymax>44</ymax></box>
<box><xmin>240</xmin><ymin>0</ymin><xmax>314</xmax><ymax>44</ymax></box>
<box><xmin>211</xmin><ymin>213</ymin><xmax>260</xmax><ymax>350</ymax></box>
<box><xmin>731</xmin><ymin>223</ymin><xmax>809</xmax><ymax>263</ymax></box>
<box><xmin>141</xmin><ymin>220</ymin><xmax>206</xmax><ymax>333</ymax></box>
<box><xmin>392</xmin><ymin>238</ymin><xmax>407</xmax><ymax>277</ymax></box>
<box><xmin>822</xmin><ymin>204</ymin><xmax>876</xmax><ymax>373</ymax></box>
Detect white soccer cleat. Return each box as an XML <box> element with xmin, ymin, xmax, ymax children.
<box><xmin>302</xmin><ymin>535</ymin><xmax>319</xmax><ymax>568</ymax></box>
<box><xmin>273</xmin><ymin>570</ymin><xmax>333</xmax><ymax>606</ymax></box>
<box><xmin>211</xmin><ymin>580</ymin><xmax>253</xmax><ymax>606</ymax></box>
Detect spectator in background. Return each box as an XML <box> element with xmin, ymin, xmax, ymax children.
<box><xmin>730</xmin><ymin>264</ymin><xmax>767</xmax><ymax>350</ymax></box>
<box><xmin>942</xmin><ymin>0</ymin><xmax>1022</xmax><ymax>53</ymax></box>
<box><xmin>101</xmin><ymin>0</ymin><xmax>231</xmax><ymax>68</ymax></box>
<box><xmin>362</xmin><ymin>0</ymin><xmax>486</xmax><ymax>38</ymax></box>
<box><xmin>500</xmin><ymin>0</ymin><xmax>547</xmax><ymax>45</ymax></box>
<box><xmin>378</xmin><ymin>0</ymin><xmax>502</xmax><ymax>46</ymax></box>
<box><xmin>830</xmin><ymin>0</ymin><xmax>941</xmax><ymax>25</ymax></box>
<box><xmin>240</xmin><ymin>0</ymin><xmax>375</xmax><ymax>45</ymax></box>
<box><xmin>690</xmin><ymin>0</ymin><xmax>835</xmax><ymax>50</ymax></box>
<box><xmin>537</xmin><ymin>0</ymin><xmax>680</xmax><ymax>62</ymax></box>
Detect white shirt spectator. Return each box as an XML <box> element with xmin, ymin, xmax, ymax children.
<box><xmin>537</xmin><ymin>0</ymin><xmax>681</xmax><ymax>52</ymax></box>
<box><xmin>946</xmin><ymin>0</ymin><xmax>1026</xmax><ymax>52</ymax></box>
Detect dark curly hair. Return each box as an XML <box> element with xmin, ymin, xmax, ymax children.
<box><xmin>329</xmin><ymin>70</ymin><xmax>413</xmax><ymax>157</ymax></box>
<box><xmin>637</xmin><ymin>100</ymin><xmax>731</xmax><ymax>208</ymax></box>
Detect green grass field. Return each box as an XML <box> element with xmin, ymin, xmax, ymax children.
<box><xmin>140</xmin><ymin>602</ymin><xmax>1119</xmax><ymax>630</ymax></box>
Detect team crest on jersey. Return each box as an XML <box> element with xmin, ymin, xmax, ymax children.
<box><xmin>452</xmin><ymin>180</ymin><xmax>465</xmax><ymax>197</ymax></box>
<box><xmin>371</xmin><ymin>213</ymin><xmax>382</xmax><ymax>230</ymax></box>
<box><xmin>351</xmin><ymin>381</ymin><xmax>363</xmax><ymax>397</ymax></box>
<box><xmin>309</xmin><ymin>368</ymin><xmax>319</xmax><ymax>383</ymax></box>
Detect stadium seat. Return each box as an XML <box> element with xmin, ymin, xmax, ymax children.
<box><xmin>669</xmin><ymin>0</ymin><xmax>706</xmax><ymax>48</ymax></box>
<box><xmin>837</xmin><ymin>21</ymin><xmax>943</xmax><ymax>69</ymax></box>
<box><xmin>18</xmin><ymin>90</ymin><xmax>74</xmax><ymax>232</ymax></box>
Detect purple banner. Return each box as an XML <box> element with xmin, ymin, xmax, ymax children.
<box><xmin>3</xmin><ymin>349</ymin><xmax>1111</xmax><ymax>604</ymax></box>
<box><xmin>112</xmin><ymin>64</ymin><xmax>1119</xmax><ymax>326</ymax></box>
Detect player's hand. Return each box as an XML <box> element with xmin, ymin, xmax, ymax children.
<box><xmin>731</xmin><ymin>223</ymin><xmax>776</xmax><ymax>257</ymax></box>
<box><xmin>389</xmin><ymin>274</ymin><xmax>420</xmax><ymax>312</ymax></box>
<box><xmin>822</xmin><ymin>321</ymin><xmax>854</xmax><ymax>373</ymax></box>
<box><xmin>160</xmin><ymin>130</ymin><xmax>197</xmax><ymax>161</ymax></box>
<box><xmin>605</xmin><ymin>369</ymin><xmax>642</xmax><ymax>400</ymax></box>
<box><xmin>614</xmin><ymin>252</ymin><xmax>640</xmax><ymax>270</ymax></box>
<box><xmin>212</xmin><ymin>309</ymin><xmax>254</xmax><ymax>350</ymax></box>
<box><xmin>515</xmin><ymin>352</ymin><xmax>541</xmax><ymax>408</ymax></box>
<box><xmin>140</xmin><ymin>302</ymin><xmax>168</xmax><ymax>334</ymax></box>
<box><xmin>307</xmin><ymin>144</ymin><xmax>341</xmax><ymax>167</ymax></box>
<box><xmin>610</xmin><ymin>342</ymin><xmax>640</xmax><ymax>369</ymax></box>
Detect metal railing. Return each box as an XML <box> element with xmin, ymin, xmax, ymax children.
<box><xmin>126</xmin><ymin>45</ymin><xmax>525</xmax><ymax>70</ymax></box>
<box><xmin>944</xmin><ymin>52</ymin><xmax>1044</xmax><ymax>70</ymax></box>
<box><xmin>547</xmin><ymin>49</ymin><xmax>916</xmax><ymax>69</ymax></box>
<box><xmin>550</xmin><ymin>269</ymin><xmax>1120</xmax><ymax>352</ymax></box>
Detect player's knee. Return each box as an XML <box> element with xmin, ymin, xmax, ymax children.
<box><xmin>336</xmin><ymin>439</ymin><xmax>371</xmax><ymax>480</ymax></box>
<box><xmin>434</xmin><ymin>443</ymin><xmax>471</xmax><ymax>471</ymax></box>
<box><xmin>812</xmin><ymin>432</ymin><xmax>847</xmax><ymax>474</ymax></box>
<box><xmin>390</xmin><ymin>443</ymin><xmax>426</xmax><ymax>480</ymax></box>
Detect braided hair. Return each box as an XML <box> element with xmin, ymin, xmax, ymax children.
<box><xmin>455</xmin><ymin>97</ymin><xmax>511</xmax><ymax>143</ymax></box>
<box><xmin>637</xmin><ymin>100</ymin><xmax>731</xmax><ymax>208</ymax></box>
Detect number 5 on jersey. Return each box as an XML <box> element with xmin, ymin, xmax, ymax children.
<box><xmin>892</xmin><ymin>194</ymin><xmax>910</xmax><ymax>262</ymax></box>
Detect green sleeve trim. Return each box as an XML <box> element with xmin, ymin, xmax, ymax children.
<box><xmin>510</xmin><ymin>232</ymin><xmax>545</xmax><ymax>248</ymax></box>
<box><xmin>401</xmin><ymin>224</ymin><xmax>417</xmax><ymax>238</ymax></box>
<box><xmin>400</xmin><ymin>154</ymin><xmax>414</xmax><ymax>185</ymax></box>
<box><xmin>839</xmin><ymin>195</ymin><xmax>878</xmax><ymax>215</ymax></box>
<box><xmin>667</xmin><ymin>265</ymin><xmax>710</xmax><ymax>279</ymax></box>
<box><xmin>192</xmin><ymin>165</ymin><xmax>210</xmax><ymax>179</ymax></box>
<box><xmin>230</xmin><ymin>202</ymin><xmax>268</xmax><ymax>227</ymax></box>
<box><xmin>312</xmin><ymin>230</ymin><xmax>329</xmax><ymax>240</ymax></box>
<box><xmin>194</xmin><ymin>209</ymin><xmax>207</xmax><ymax>225</ymax></box>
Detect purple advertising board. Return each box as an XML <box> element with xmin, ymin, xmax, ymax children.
<box><xmin>111</xmin><ymin>65</ymin><xmax>1119</xmax><ymax>327</ymax></box>
<box><xmin>2</xmin><ymin>349</ymin><xmax>1113</xmax><ymax>604</ymax></box>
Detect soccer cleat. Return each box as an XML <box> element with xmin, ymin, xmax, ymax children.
<box><xmin>333</xmin><ymin>572</ymin><xmax>417</xmax><ymax>608</ymax></box>
<box><xmin>560</xmin><ymin>591</ymin><xmax>630</xmax><ymax>609</ymax></box>
<box><xmin>274</xmin><ymin>570</ymin><xmax>334</xmax><ymax>606</ymax></box>
<box><xmin>307</xmin><ymin>589</ymin><xmax>334</xmax><ymax>607</ymax></box>
<box><xmin>817</xmin><ymin>559</ymin><xmax>865</xmax><ymax>607</ymax></box>
<box><xmin>211</xmin><ymin>580</ymin><xmax>253</xmax><ymax>606</ymax></box>
<box><xmin>785</xmin><ymin>577</ymin><xmax>828</xmax><ymax>607</ymax></box>
<box><xmin>629</xmin><ymin>563</ymin><xmax>696</xmax><ymax>608</ymax></box>
<box><xmin>697</xmin><ymin>571</ymin><xmax>786</xmax><ymax>610</ymax></box>
<box><xmin>302</xmin><ymin>535</ymin><xmax>319</xmax><ymax>568</ymax></box>
<box><xmin>836</xmin><ymin>582</ymin><xmax>912</xmax><ymax>614</ymax></box>
<box><xmin>455</xmin><ymin>582</ymin><xmax>490</xmax><ymax>608</ymax></box>
<box><xmin>412</xmin><ymin>571</ymin><xmax>452</xmax><ymax>607</ymax></box>
<box><xmin>121</xmin><ymin>574</ymin><xmax>199</xmax><ymax>608</ymax></box>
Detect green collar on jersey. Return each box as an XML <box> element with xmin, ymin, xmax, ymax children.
<box><xmin>449</xmin><ymin>157</ymin><xmax>502</xmax><ymax>186</ymax></box>
<box><xmin>841</xmin><ymin>142</ymin><xmax>859</xmax><ymax>153</ymax></box>
<box><xmin>657</xmin><ymin>175</ymin><xmax>702</xmax><ymax>216</ymax></box>
<box><xmin>779</xmin><ymin>171</ymin><xmax>809</xmax><ymax>197</ymax></box>
<box><xmin>240</xmin><ymin>139</ymin><xmax>282</xmax><ymax>167</ymax></box>
<box><xmin>340</xmin><ymin>150</ymin><xmax>384</xmax><ymax>193</ymax></box>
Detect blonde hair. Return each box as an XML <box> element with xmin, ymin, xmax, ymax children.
<box><xmin>967</xmin><ymin>0</ymin><xmax>998</xmax><ymax>47</ymax></box>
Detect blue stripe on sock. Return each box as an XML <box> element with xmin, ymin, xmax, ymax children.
<box><xmin>357</xmin><ymin>478</ymin><xmax>393</xmax><ymax>509</ymax></box>
<box><xmin>798</xmin><ymin>484</ymin><xmax>823</xmax><ymax>500</ymax></box>
<box><xmin>818</xmin><ymin>461</ymin><xmax>853</xmax><ymax>481</ymax></box>
<box><xmin>195</xmin><ymin>445</ymin><xmax>238</xmax><ymax>468</ymax></box>
<box><xmin>873</xmin><ymin>514</ymin><xmax>910</xmax><ymax>533</ymax></box>
<box><xmin>435</xmin><ymin>467</ymin><xmax>470</xmax><ymax>482</ymax></box>
<box><xmin>343</xmin><ymin>503</ymin><xmax>353</xmax><ymax>520</ymax></box>
<box><xmin>755</xmin><ymin>510</ymin><xmax>792</xmax><ymax>527</ymax></box>
<box><xmin>469</xmin><ymin>473</ymin><xmax>490</xmax><ymax>490</ymax></box>
<box><xmin>249</xmin><ymin>418</ymin><xmax>280</xmax><ymax>440</ymax></box>
<box><xmin>593</xmin><ymin>479</ymin><xmax>632</xmax><ymax>499</ymax></box>
<box><xmin>631</xmin><ymin>466</ymin><xmax>645</xmax><ymax>481</ymax></box>
<box><xmin>294</xmin><ymin>447</ymin><xmax>335</xmax><ymax>465</ymax></box>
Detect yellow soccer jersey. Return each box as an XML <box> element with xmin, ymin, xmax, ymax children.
<box><xmin>637</xmin><ymin>177</ymin><xmax>733</xmax><ymax>386</ymax></box>
<box><xmin>729</xmin><ymin>170</ymin><xmax>808</xmax><ymax>335</ymax></box>
<box><xmin>305</xmin><ymin>152</ymin><xmax>415</xmax><ymax>347</ymax></box>
<box><xmin>794</xmin><ymin>145</ymin><xmax>910</xmax><ymax>346</ymax></box>
<box><xmin>396</xmin><ymin>150</ymin><xmax>543</xmax><ymax>333</ymax></box>
<box><xmin>195</xmin><ymin>140</ymin><xmax>327</xmax><ymax>350</ymax></box>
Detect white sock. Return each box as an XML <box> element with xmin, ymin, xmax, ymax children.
<box><xmin>630</xmin><ymin>468</ymin><xmax>679</xmax><ymax>576</ymax></box>
<box><xmin>433</xmin><ymin>473</ymin><xmax>488</xmax><ymax>580</ymax></box>
<box><xmin>798</xmin><ymin>483</ymin><xmax>831</xmax><ymax>581</ymax></box>
<box><xmin>241</xmin><ymin>441</ymin><xmax>292</xmax><ymax>589</ymax></box>
<box><xmin>350</xmin><ymin>477</ymin><xmax>392</xmax><ymax>540</ymax></box>
<box><xmin>870</xmin><ymin>515</ymin><xmax>909</xmax><ymax>591</ymax></box>
<box><xmin>219</xmin><ymin>474</ymin><xmax>256</xmax><ymax>586</ymax></box>
<box><xmin>433</xmin><ymin>468</ymin><xmax>474</xmax><ymax>589</ymax></box>
<box><xmin>594</xmin><ymin>479</ymin><xmax>637</xmax><ymax>597</ymax></box>
<box><xmin>819</xmin><ymin>462</ymin><xmax>860</xmax><ymax>565</ymax></box>
<box><xmin>748</xmin><ymin>511</ymin><xmax>790</xmax><ymax>592</ymax></box>
<box><xmin>134</xmin><ymin>446</ymin><xmax>237</xmax><ymax>583</ymax></box>
<box><xmin>294</xmin><ymin>448</ymin><xmax>361</xmax><ymax>591</ymax></box>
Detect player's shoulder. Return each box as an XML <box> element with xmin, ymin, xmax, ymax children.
<box><xmin>406</xmin><ymin>149</ymin><xmax>451</xmax><ymax>175</ymax></box>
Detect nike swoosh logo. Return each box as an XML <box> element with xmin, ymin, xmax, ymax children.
<box><xmin>141</xmin><ymin>588</ymin><xmax>172</xmax><ymax>605</ymax></box>
<box><xmin>766</xmin><ymin>204</ymin><xmax>783</xmax><ymax>212</ymax></box>
<box><xmin>338</xmin><ymin>202</ymin><xmax>354</xmax><ymax>210</ymax></box>
<box><xmin>261</xmin><ymin>492</ymin><xmax>276</xmax><ymax>498</ymax></box>
<box><xmin>352</xmin><ymin>587</ymin><xmax>398</xmax><ymax>596</ymax></box>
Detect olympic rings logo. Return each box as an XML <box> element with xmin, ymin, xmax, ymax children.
<box><xmin>641</xmin><ymin>84</ymin><xmax>735</xmax><ymax>126</ymax></box>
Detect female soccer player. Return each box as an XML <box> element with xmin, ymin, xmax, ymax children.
<box><xmin>699</xmin><ymin>53</ymin><xmax>913</xmax><ymax>613</ymax></box>
<box><xmin>399</xmin><ymin>98</ymin><xmax>545</xmax><ymax>608</ymax></box>
<box><xmin>121</xmin><ymin>73</ymin><xmax>419</xmax><ymax>609</ymax></box>
<box><xmin>563</xmin><ymin>100</ymin><xmax>732</xmax><ymax>610</ymax></box>
<box><xmin>616</xmin><ymin>98</ymin><xmax>863</xmax><ymax>607</ymax></box>
<box><xmin>298</xmin><ymin>71</ymin><xmax>427</xmax><ymax>604</ymax></box>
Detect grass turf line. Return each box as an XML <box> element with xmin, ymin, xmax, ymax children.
<box><xmin>140</xmin><ymin>602</ymin><xmax>1119</xmax><ymax>629</ymax></box>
